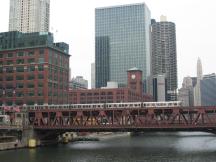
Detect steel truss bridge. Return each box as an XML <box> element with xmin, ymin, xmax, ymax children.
<box><xmin>28</xmin><ymin>105</ymin><xmax>216</xmax><ymax>133</ymax></box>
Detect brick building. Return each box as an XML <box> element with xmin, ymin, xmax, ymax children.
<box><xmin>0</xmin><ymin>31</ymin><xmax>70</xmax><ymax>106</ymax></box>
<box><xmin>69</xmin><ymin>68</ymin><xmax>153</xmax><ymax>104</ymax></box>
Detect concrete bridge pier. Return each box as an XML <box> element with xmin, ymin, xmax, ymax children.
<box><xmin>20</xmin><ymin>127</ymin><xmax>40</xmax><ymax>148</ymax></box>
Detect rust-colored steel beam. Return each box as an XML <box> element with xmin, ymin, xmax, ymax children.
<box><xmin>28</xmin><ymin>106</ymin><xmax>216</xmax><ymax>132</ymax></box>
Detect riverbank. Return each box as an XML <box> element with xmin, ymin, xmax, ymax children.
<box><xmin>0</xmin><ymin>141</ymin><xmax>25</xmax><ymax>151</ymax></box>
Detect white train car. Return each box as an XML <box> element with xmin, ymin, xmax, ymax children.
<box><xmin>104</xmin><ymin>102</ymin><xmax>142</xmax><ymax>109</ymax></box>
<box><xmin>142</xmin><ymin>101</ymin><xmax>182</xmax><ymax>108</ymax></box>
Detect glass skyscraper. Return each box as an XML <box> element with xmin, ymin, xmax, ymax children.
<box><xmin>95</xmin><ymin>3</ymin><xmax>151</xmax><ymax>90</ymax></box>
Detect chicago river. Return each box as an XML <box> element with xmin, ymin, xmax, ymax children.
<box><xmin>1</xmin><ymin>132</ymin><xmax>216</xmax><ymax>162</ymax></box>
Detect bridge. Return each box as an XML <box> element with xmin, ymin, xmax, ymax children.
<box><xmin>27</xmin><ymin>104</ymin><xmax>216</xmax><ymax>133</ymax></box>
<box><xmin>1</xmin><ymin>103</ymin><xmax>216</xmax><ymax>146</ymax></box>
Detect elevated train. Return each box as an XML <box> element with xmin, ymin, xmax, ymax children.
<box><xmin>27</xmin><ymin>101</ymin><xmax>182</xmax><ymax>110</ymax></box>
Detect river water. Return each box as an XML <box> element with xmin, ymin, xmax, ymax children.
<box><xmin>1</xmin><ymin>132</ymin><xmax>216</xmax><ymax>162</ymax></box>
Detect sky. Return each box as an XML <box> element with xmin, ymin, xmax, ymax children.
<box><xmin>0</xmin><ymin>0</ymin><xmax>216</xmax><ymax>89</ymax></box>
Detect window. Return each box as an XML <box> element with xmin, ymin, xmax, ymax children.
<box><xmin>38</xmin><ymin>65</ymin><xmax>44</xmax><ymax>71</ymax></box>
<box><xmin>16</xmin><ymin>83</ymin><xmax>24</xmax><ymax>88</ymax></box>
<box><xmin>28</xmin><ymin>65</ymin><xmax>35</xmax><ymax>72</ymax></box>
<box><xmin>16</xmin><ymin>75</ymin><xmax>24</xmax><ymax>80</ymax></box>
<box><xmin>16</xmin><ymin>59</ymin><xmax>24</xmax><ymax>64</ymax></box>
<box><xmin>17</xmin><ymin>52</ymin><xmax>24</xmax><ymax>57</ymax></box>
<box><xmin>6</xmin><ymin>91</ymin><xmax>13</xmax><ymax>97</ymax></box>
<box><xmin>6</xmin><ymin>67</ymin><xmax>13</xmax><ymax>73</ymax></box>
<box><xmin>16</xmin><ymin>92</ymin><xmax>24</xmax><ymax>97</ymax></box>
<box><xmin>28</xmin><ymin>91</ymin><xmax>34</xmax><ymax>96</ymax></box>
<box><xmin>16</xmin><ymin>66</ymin><xmax>24</xmax><ymax>72</ymax></box>
<box><xmin>0</xmin><ymin>54</ymin><xmax>3</xmax><ymax>58</ymax></box>
<box><xmin>28</xmin><ymin>58</ymin><xmax>35</xmax><ymax>63</ymax></box>
<box><xmin>7</xmin><ymin>60</ymin><xmax>13</xmax><ymax>65</ymax></box>
<box><xmin>38</xmin><ymin>91</ymin><xmax>43</xmax><ymax>96</ymax></box>
<box><xmin>7</xmin><ymin>53</ymin><xmax>13</xmax><ymax>58</ymax></box>
<box><xmin>28</xmin><ymin>51</ymin><xmax>34</xmax><ymax>56</ymax></box>
<box><xmin>38</xmin><ymin>58</ymin><xmax>44</xmax><ymax>63</ymax></box>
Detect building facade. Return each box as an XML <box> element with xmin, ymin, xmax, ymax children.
<box><xmin>69</xmin><ymin>76</ymin><xmax>88</xmax><ymax>90</ymax></box>
<box><xmin>9</xmin><ymin>0</ymin><xmax>50</xmax><ymax>33</ymax></box>
<box><xmin>95</xmin><ymin>3</ymin><xmax>151</xmax><ymax>90</ymax></box>
<box><xmin>0</xmin><ymin>31</ymin><xmax>70</xmax><ymax>106</ymax></box>
<box><xmin>152</xmin><ymin>74</ymin><xmax>167</xmax><ymax>101</ymax></box>
<box><xmin>200</xmin><ymin>74</ymin><xmax>216</xmax><ymax>106</ymax></box>
<box><xmin>178</xmin><ymin>77</ymin><xmax>194</xmax><ymax>106</ymax></box>
<box><xmin>69</xmin><ymin>68</ymin><xmax>152</xmax><ymax>104</ymax></box>
<box><xmin>151</xmin><ymin>16</ymin><xmax>177</xmax><ymax>101</ymax></box>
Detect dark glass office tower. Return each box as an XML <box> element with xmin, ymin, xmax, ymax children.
<box><xmin>95</xmin><ymin>3</ymin><xmax>151</xmax><ymax>90</ymax></box>
<box><xmin>151</xmin><ymin>17</ymin><xmax>177</xmax><ymax>101</ymax></box>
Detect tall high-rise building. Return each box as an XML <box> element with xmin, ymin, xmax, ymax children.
<box><xmin>151</xmin><ymin>16</ymin><xmax>177</xmax><ymax>101</ymax></box>
<box><xmin>9</xmin><ymin>0</ymin><xmax>50</xmax><ymax>33</ymax></box>
<box><xmin>91</xmin><ymin>63</ymin><xmax>95</xmax><ymax>89</ymax></box>
<box><xmin>197</xmin><ymin>57</ymin><xmax>203</xmax><ymax>80</ymax></box>
<box><xmin>194</xmin><ymin>57</ymin><xmax>203</xmax><ymax>106</ymax></box>
<box><xmin>95</xmin><ymin>3</ymin><xmax>151</xmax><ymax>91</ymax></box>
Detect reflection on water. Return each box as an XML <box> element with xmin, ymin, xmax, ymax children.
<box><xmin>1</xmin><ymin>132</ymin><xmax>216</xmax><ymax>162</ymax></box>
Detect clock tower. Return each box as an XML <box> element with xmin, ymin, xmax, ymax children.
<box><xmin>127</xmin><ymin>67</ymin><xmax>143</xmax><ymax>96</ymax></box>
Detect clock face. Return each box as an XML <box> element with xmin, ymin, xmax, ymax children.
<box><xmin>131</xmin><ymin>74</ymin><xmax>136</xmax><ymax>79</ymax></box>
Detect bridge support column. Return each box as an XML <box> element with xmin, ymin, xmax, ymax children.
<box><xmin>21</xmin><ymin>127</ymin><xmax>41</xmax><ymax>148</ymax></box>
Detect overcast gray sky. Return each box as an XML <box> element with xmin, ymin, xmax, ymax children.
<box><xmin>1</xmin><ymin>0</ymin><xmax>216</xmax><ymax>88</ymax></box>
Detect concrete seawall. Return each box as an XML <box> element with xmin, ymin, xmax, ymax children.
<box><xmin>0</xmin><ymin>141</ymin><xmax>25</xmax><ymax>151</ymax></box>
